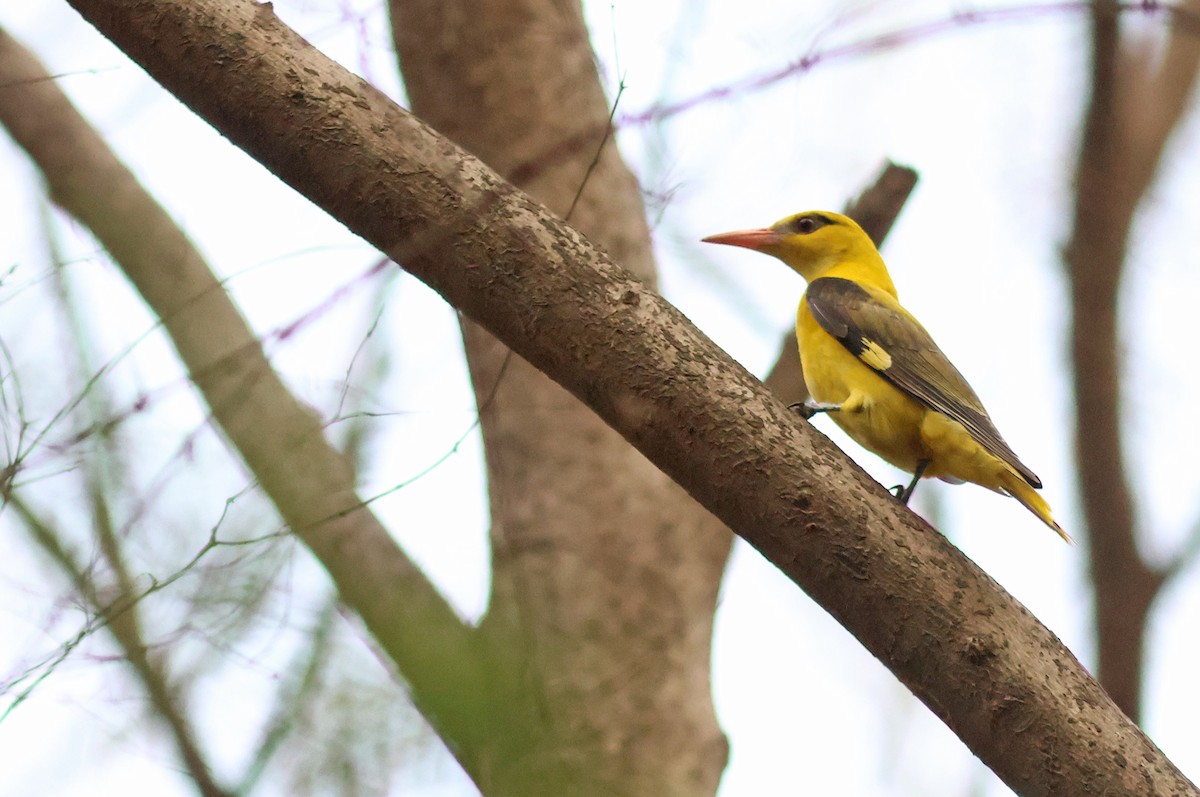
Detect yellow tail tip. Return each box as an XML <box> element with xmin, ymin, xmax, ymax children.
<box><xmin>1047</xmin><ymin>519</ymin><xmax>1072</xmax><ymax>545</ymax></box>
<box><xmin>1003</xmin><ymin>477</ymin><xmax>1071</xmax><ymax>543</ymax></box>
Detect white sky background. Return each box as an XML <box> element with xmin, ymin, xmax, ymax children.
<box><xmin>1</xmin><ymin>1</ymin><xmax>1198</xmax><ymax>795</ymax></box>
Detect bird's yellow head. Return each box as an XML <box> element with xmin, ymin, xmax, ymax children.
<box><xmin>703</xmin><ymin>211</ymin><xmax>886</xmax><ymax>285</ymax></box>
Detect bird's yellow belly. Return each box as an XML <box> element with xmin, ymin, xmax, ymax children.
<box><xmin>799</xmin><ymin>332</ymin><xmax>931</xmax><ymax>474</ymax></box>
<box><xmin>796</xmin><ymin>308</ymin><xmax>1011</xmax><ymax>488</ymax></box>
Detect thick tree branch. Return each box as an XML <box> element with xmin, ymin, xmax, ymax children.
<box><xmin>0</xmin><ymin>22</ymin><xmax>487</xmax><ymax>768</ymax></box>
<box><xmin>55</xmin><ymin>2</ymin><xmax>1198</xmax><ymax>794</ymax></box>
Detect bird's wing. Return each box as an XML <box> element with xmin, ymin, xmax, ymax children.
<box><xmin>805</xmin><ymin>276</ymin><xmax>1040</xmax><ymax>488</ymax></box>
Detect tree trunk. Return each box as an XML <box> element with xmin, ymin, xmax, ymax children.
<box><xmin>391</xmin><ymin>2</ymin><xmax>729</xmax><ymax>794</ymax></box>
<box><xmin>1064</xmin><ymin>0</ymin><xmax>1200</xmax><ymax>720</ymax></box>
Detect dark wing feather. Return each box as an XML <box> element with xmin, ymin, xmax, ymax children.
<box><xmin>805</xmin><ymin>277</ymin><xmax>1041</xmax><ymax>487</ymax></box>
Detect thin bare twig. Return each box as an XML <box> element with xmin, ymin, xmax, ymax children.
<box><xmin>620</xmin><ymin>1</ymin><xmax>1200</xmax><ymax>127</ymax></box>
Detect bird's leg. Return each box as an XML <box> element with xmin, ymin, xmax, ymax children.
<box><xmin>892</xmin><ymin>460</ymin><xmax>931</xmax><ymax>505</ymax></box>
<box><xmin>788</xmin><ymin>400</ymin><xmax>842</xmax><ymax>420</ymax></box>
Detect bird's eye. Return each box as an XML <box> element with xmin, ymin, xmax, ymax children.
<box><xmin>795</xmin><ymin>217</ymin><xmax>819</xmax><ymax>234</ymax></box>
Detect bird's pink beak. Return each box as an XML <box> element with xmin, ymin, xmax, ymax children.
<box><xmin>701</xmin><ymin>228</ymin><xmax>783</xmax><ymax>252</ymax></box>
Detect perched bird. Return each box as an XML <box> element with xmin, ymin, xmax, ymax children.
<box><xmin>703</xmin><ymin>211</ymin><xmax>1067</xmax><ymax>540</ymax></box>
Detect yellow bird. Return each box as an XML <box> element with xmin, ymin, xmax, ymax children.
<box><xmin>703</xmin><ymin>211</ymin><xmax>1067</xmax><ymax>541</ymax></box>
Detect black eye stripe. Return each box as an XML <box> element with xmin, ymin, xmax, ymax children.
<box><xmin>786</xmin><ymin>213</ymin><xmax>833</xmax><ymax>235</ymax></box>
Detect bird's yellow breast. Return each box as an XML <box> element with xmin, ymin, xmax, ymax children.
<box><xmin>797</xmin><ymin>299</ymin><xmax>931</xmax><ymax>474</ymax></box>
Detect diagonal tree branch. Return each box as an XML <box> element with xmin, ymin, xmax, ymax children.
<box><xmin>56</xmin><ymin>2</ymin><xmax>1198</xmax><ymax>794</ymax></box>
<box><xmin>0</xmin><ymin>22</ymin><xmax>489</xmax><ymax>772</ymax></box>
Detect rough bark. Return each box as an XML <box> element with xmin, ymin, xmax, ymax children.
<box><xmin>1064</xmin><ymin>0</ymin><xmax>1200</xmax><ymax>719</ymax></box>
<box><xmin>389</xmin><ymin>3</ymin><xmax>729</xmax><ymax>794</ymax></box>
<box><xmin>59</xmin><ymin>2</ymin><xmax>1199</xmax><ymax>794</ymax></box>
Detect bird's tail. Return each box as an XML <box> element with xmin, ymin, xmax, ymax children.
<box><xmin>1000</xmin><ymin>471</ymin><xmax>1070</xmax><ymax>543</ymax></box>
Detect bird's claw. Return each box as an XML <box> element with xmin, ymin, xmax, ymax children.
<box><xmin>893</xmin><ymin>461</ymin><xmax>930</xmax><ymax>506</ymax></box>
<box><xmin>789</xmin><ymin>400</ymin><xmax>841</xmax><ymax>420</ymax></box>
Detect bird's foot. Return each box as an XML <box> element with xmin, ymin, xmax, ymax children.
<box><xmin>892</xmin><ymin>482</ymin><xmax>918</xmax><ymax>505</ymax></box>
<box><xmin>892</xmin><ymin>460</ymin><xmax>931</xmax><ymax>506</ymax></box>
<box><xmin>788</xmin><ymin>400</ymin><xmax>842</xmax><ymax>420</ymax></box>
